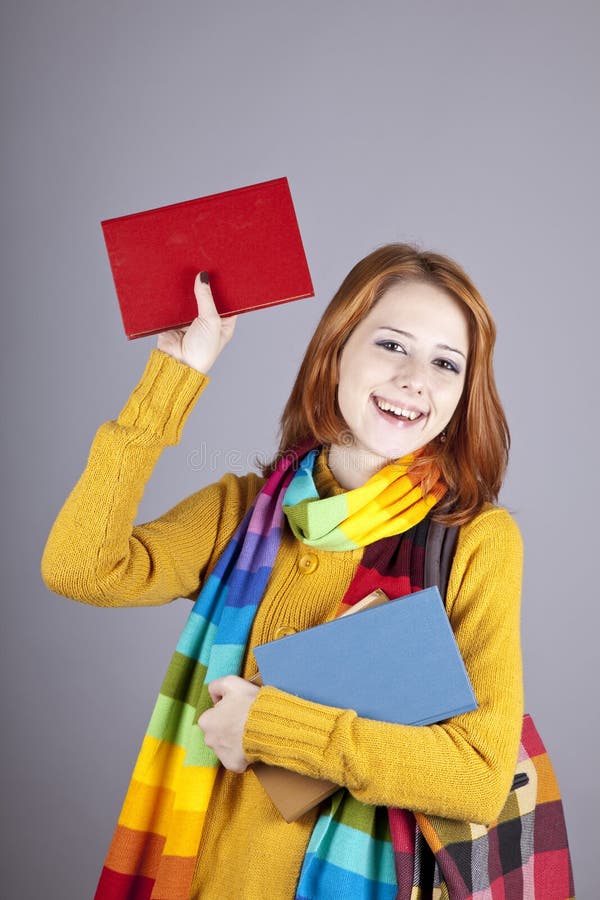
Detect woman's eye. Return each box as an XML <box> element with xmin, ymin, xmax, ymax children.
<box><xmin>376</xmin><ymin>340</ymin><xmax>406</xmax><ymax>353</ymax></box>
<box><xmin>434</xmin><ymin>358</ymin><xmax>460</xmax><ymax>374</ymax></box>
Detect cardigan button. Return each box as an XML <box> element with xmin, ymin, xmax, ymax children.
<box><xmin>274</xmin><ymin>624</ymin><xmax>297</xmax><ymax>639</ymax></box>
<box><xmin>298</xmin><ymin>552</ymin><xmax>319</xmax><ymax>573</ymax></box>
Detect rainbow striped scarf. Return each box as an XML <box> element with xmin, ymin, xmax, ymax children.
<box><xmin>95</xmin><ymin>446</ymin><xmax>445</xmax><ymax>899</ymax></box>
<box><xmin>284</xmin><ymin>449</ymin><xmax>445</xmax><ymax>551</ymax></box>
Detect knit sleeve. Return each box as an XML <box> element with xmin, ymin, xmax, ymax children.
<box><xmin>41</xmin><ymin>349</ymin><xmax>264</xmax><ymax>608</ymax></box>
<box><xmin>243</xmin><ymin>507</ymin><xmax>524</xmax><ymax>825</ymax></box>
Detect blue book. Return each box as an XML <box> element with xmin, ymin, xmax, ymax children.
<box><xmin>254</xmin><ymin>586</ymin><xmax>477</xmax><ymax>726</ymax></box>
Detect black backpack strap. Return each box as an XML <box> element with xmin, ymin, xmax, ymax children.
<box><xmin>424</xmin><ymin>520</ymin><xmax>460</xmax><ymax>603</ymax></box>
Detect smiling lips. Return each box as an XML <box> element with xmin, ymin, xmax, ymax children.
<box><xmin>373</xmin><ymin>395</ymin><xmax>425</xmax><ymax>423</ymax></box>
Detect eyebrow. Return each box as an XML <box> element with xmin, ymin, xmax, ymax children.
<box><xmin>376</xmin><ymin>327</ymin><xmax>467</xmax><ymax>360</ymax></box>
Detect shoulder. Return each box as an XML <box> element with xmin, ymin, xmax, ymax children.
<box><xmin>154</xmin><ymin>469</ymin><xmax>267</xmax><ymax>591</ymax></box>
<box><xmin>204</xmin><ymin>471</ymin><xmax>266</xmax><ymax>570</ymax></box>
<box><xmin>170</xmin><ymin>469</ymin><xmax>266</xmax><ymax>524</ymax></box>
<box><xmin>456</xmin><ymin>504</ymin><xmax>523</xmax><ymax>560</ymax></box>
<box><xmin>210</xmin><ymin>470</ymin><xmax>266</xmax><ymax>505</ymax></box>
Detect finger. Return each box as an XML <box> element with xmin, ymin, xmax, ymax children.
<box><xmin>194</xmin><ymin>272</ymin><xmax>220</xmax><ymax>321</ymax></box>
<box><xmin>157</xmin><ymin>327</ymin><xmax>187</xmax><ymax>343</ymax></box>
<box><xmin>156</xmin><ymin>330</ymin><xmax>173</xmax><ymax>346</ymax></box>
<box><xmin>207</xmin><ymin>678</ymin><xmax>226</xmax><ymax>704</ymax></box>
<box><xmin>220</xmin><ymin>315</ymin><xmax>238</xmax><ymax>342</ymax></box>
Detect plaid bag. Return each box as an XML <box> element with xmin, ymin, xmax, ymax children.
<box><xmin>405</xmin><ymin>715</ymin><xmax>573</xmax><ymax>898</ymax></box>
<box><xmin>410</xmin><ymin>524</ymin><xmax>576</xmax><ymax>899</ymax></box>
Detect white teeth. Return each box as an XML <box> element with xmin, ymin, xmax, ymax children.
<box><xmin>376</xmin><ymin>399</ymin><xmax>420</xmax><ymax>420</ymax></box>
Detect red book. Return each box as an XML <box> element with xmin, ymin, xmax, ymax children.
<box><xmin>101</xmin><ymin>177</ymin><xmax>314</xmax><ymax>339</ymax></box>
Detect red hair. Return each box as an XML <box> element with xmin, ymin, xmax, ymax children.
<box><xmin>263</xmin><ymin>243</ymin><xmax>509</xmax><ymax>526</ymax></box>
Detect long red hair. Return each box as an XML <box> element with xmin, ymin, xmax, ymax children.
<box><xmin>263</xmin><ymin>243</ymin><xmax>509</xmax><ymax>526</ymax></box>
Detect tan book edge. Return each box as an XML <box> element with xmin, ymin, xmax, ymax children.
<box><xmin>249</xmin><ymin>589</ymin><xmax>390</xmax><ymax>822</ymax></box>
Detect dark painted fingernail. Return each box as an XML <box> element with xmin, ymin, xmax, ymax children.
<box><xmin>200</xmin><ymin>271</ymin><xmax>210</xmax><ymax>284</ymax></box>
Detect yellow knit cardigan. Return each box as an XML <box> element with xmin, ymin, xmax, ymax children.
<box><xmin>41</xmin><ymin>350</ymin><xmax>524</xmax><ymax>900</ymax></box>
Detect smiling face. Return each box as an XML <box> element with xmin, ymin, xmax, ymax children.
<box><xmin>329</xmin><ymin>280</ymin><xmax>470</xmax><ymax>487</ymax></box>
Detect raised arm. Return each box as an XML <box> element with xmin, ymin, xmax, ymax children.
<box><xmin>41</xmin><ymin>276</ymin><xmax>262</xmax><ymax>607</ymax></box>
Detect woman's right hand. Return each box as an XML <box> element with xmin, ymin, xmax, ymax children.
<box><xmin>157</xmin><ymin>273</ymin><xmax>238</xmax><ymax>374</ymax></box>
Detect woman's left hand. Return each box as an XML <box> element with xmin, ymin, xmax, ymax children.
<box><xmin>198</xmin><ymin>676</ymin><xmax>260</xmax><ymax>773</ymax></box>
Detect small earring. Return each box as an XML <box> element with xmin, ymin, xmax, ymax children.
<box><xmin>439</xmin><ymin>430</ymin><xmax>447</xmax><ymax>444</ymax></box>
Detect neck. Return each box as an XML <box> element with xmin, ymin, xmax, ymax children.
<box><xmin>327</xmin><ymin>443</ymin><xmax>395</xmax><ymax>490</ymax></box>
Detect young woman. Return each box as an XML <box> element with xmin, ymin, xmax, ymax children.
<box><xmin>42</xmin><ymin>244</ymin><xmax>523</xmax><ymax>899</ymax></box>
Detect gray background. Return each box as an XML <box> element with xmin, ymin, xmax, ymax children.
<box><xmin>2</xmin><ymin>0</ymin><xmax>597</xmax><ymax>896</ymax></box>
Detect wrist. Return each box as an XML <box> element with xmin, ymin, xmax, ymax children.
<box><xmin>117</xmin><ymin>350</ymin><xmax>209</xmax><ymax>445</ymax></box>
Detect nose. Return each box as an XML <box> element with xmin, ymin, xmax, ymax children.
<box><xmin>394</xmin><ymin>359</ymin><xmax>425</xmax><ymax>394</ymax></box>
